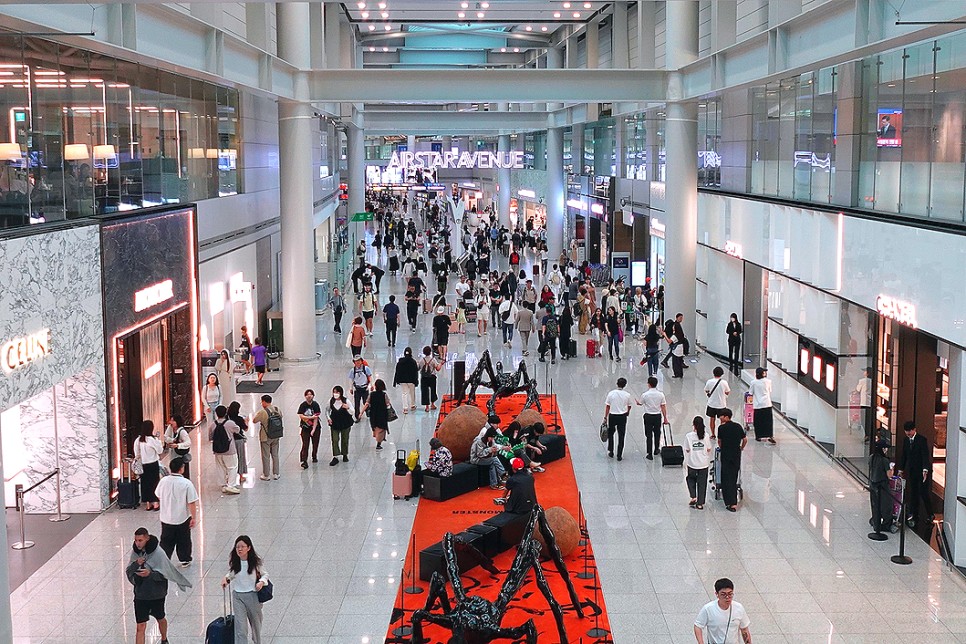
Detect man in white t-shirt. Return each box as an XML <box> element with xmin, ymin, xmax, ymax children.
<box><xmin>155</xmin><ymin>457</ymin><xmax>199</xmax><ymax>567</ymax></box>
<box><xmin>694</xmin><ymin>577</ymin><xmax>751</xmax><ymax>644</ymax></box>
<box><xmin>603</xmin><ymin>377</ymin><xmax>634</xmax><ymax>461</ymax></box>
<box><xmin>454</xmin><ymin>276</ymin><xmax>470</xmax><ymax>299</ymax></box>
<box><xmin>637</xmin><ymin>376</ymin><xmax>669</xmax><ymax>460</ymax></box>
<box><xmin>704</xmin><ymin>366</ymin><xmax>732</xmax><ymax>438</ymax></box>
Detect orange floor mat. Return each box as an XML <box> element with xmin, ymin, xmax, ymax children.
<box><xmin>385</xmin><ymin>394</ymin><xmax>613</xmax><ymax>643</ymax></box>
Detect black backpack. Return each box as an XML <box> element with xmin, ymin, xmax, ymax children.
<box><xmin>265</xmin><ymin>410</ymin><xmax>284</xmax><ymax>439</ymax></box>
<box><xmin>545</xmin><ymin>316</ymin><xmax>559</xmax><ymax>339</ymax></box>
<box><xmin>211</xmin><ymin>420</ymin><xmax>232</xmax><ymax>454</ymax></box>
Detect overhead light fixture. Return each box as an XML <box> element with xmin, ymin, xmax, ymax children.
<box><xmin>357</xmin><ymin>1</ymin><xmax>366</xmax><ymax>8</ymax></box>
<box><xmin>368</xmin><ymin>24</ymin><xmax>376</xmax><ymax>30</ymax></box>
<box><xmin>477</xmin><ymin>11</ymin><xmax>484</xmax><ymax>18</ymax></box>
<box><xmin>383</xmin><ymin>46</ymin><xmax>389</xmax><ymax>51</ymax></box>
<box><xmin>541</xmin><ymin>26</ymin><xmax>548</xmax><ymax>31</ymax></box>
<box><xmin>573</xmin><ymin>12</ymin><xmax>581</xmax><ymax>18</ymax></box>
<box><xmin>64</xmin><ymin>143</ymin><xmax>90</xmax><ymax>160</ymax></box>
<box><xmin>584</xmin><ymin>2</ymin><xmax>592</xmax><ymax>8</ymax></box>
<box><xmin>553</xmin><ymin>12</ymin><xmax>561</xmax><ymax>18</ymax></box>
<box><xmin>481</xmin><ymin>2</ymin><xmax>489</xmax><ymax>7</ymax></box>
<box><xmin>361</xmin><ymin>11</ymin><xmax>369</xmax><ymax>18</ymax></box>
<box><xmin>461</xmin><ymin>1</ymin><xmax>468</xmax><ymax>7</ymax></box>
<box><xmin>369</xmin><ymin>46</ymin><xmax>376</xmax><ymax>52</ymax></box>
<box><xmin>0</xmin><ymin>142</ymin><xmax>23</xmax><ymax>160</ymax></box>
<box><xmin>384</xmin><ymin>24</ymin><xmax>392</xmax><ymax>30</ymax></box>
<box><xmin>378</xmin><ymin>2</ymin><xmax>386</xmax><ymax>8</ymax></box>
<box><xmin>381</xmin><ymin>11</ymin><xmax>389</xmax><ymax>18</ymax></box>
<box><xmin>513</xmin><ymin>47</ymin><xmax>520</xmax><ymax>53</ymax></box>
<box><xmin>525</xmin><ymin>25</ymin><xmax>532</xmax><ymax>31</ymax></box>
<box><xmin>457</xmin><ymin>11</ymin><xmax>465</xmax><ymax>18</ymax></box>
<box><xmin>500</xmin><ymin>48</ymin><xmax>506</xmax><ymax>53</ymax></box>
<box><xmin>563</xmin><ymin>2</ymin><xmax>571</xmax><ymax>8</ymax></box>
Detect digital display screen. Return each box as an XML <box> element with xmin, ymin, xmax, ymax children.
<box><xmin>631</xmin><ymin>261</ymin><xmax>648</xmax><ymax>287</ymax></box>
<box><xmin>876</xmin><ymin>108</ymin><xmax>902</xmax><ymax>148</ymax></box>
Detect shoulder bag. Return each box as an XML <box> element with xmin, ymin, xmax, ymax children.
<box><xmin>256</xmin><ymin>573</ymin><xmax>274</xmax><ymax>603</ymax></box>
<box><xmin>385</xmin><ymin>393</ymin><xmax>399</xmax><ymax>423</ymax></box>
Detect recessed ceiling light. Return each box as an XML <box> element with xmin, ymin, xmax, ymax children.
<box><xmin>369</xmin><ymin>46</ymin><xmax>376</xmax><ymax>52</ymax></box>
<box><xmin>541</xmin><ymin>25</ymin><xmax>548</xmax><ymax>31</ymax></box>
<box><xmin>378</xmin><ymin>2</ymin><xmax>386</xmax><ymax>8</ymax></box>
<box><xmin>525</xmin><ymin>25</ymin><xmax>532</xmax><ymax>31</ymax></box>
<box><xmin>500</xmin><ymin>48</ymin><xmax>506</xmax><ymax>53</ymax></box>
<box><xmin>361</xmin><ymin>11</ymin><xmax>369</xmax><ymax>18</ymax></box>
<box><xmin>381</xmin><ymin>11</ymin><xmax>389</xmax><ymax>18</ymax></box>
<box><xmin>477</xmin><ymin>11</ymin><xmax>484</xmax><ymax>18</ymax></box>
<box><xmin>584</xmin><ymin>2</ymin><xmax>592</xmax><ymax>8</ymax></box>
<box><xmin>461</xmin><ymin>1</ymin><xmax>468</xmax><ymax>7</ymax></box>
<box><xmin>481</xmin><ymin>2</ymin><xmax>490</xmax><ymax>8</ymax></box>
<box><xmin>357</xmin><ymin>2</ymin><xmax>366</xmax><ymax>8</ymax></box>
<box><xmin>384</xmin><ymin>24</ymin><xmax>392</xmax><ymax>30</ymax></box>
<box><xmin>457</xmin><ymin>11</ymin><xmax>465</xmax><ymax>18</ymax></box>
<box><xmin>563</xmin><ymin>2</ymin><xmax>571</xmax><ymax>8</ymax></box>
<box><xmin>553</xmin><ymin>12</ymin><xmax>561</xmax><ymax>18</ymax></box>
<box><xmin>573</xmin><ymin>12</ymin><xmax>581</xmax><ymax>18</ymax></box>
<box><xmin>383</xmin><ymin>46</ymin><xmax>389</xmax><ymax>51</ymax></box>
<box><xmin>513</xmin><ymin>47</ymin><xmax>520</xmax><ymax>53</ymax></box>
<box><xmin>368</xmin><ymin>24</ymin><xmax>375</xmax><ymax>30</ymax></box>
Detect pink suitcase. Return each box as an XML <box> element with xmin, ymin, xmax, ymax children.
<box><xmin>392</xmin><ymin>449</ymin><xmax>413</xmax><ymax>499</ymax></box>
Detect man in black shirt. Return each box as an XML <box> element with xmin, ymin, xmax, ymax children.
<box><xmin>495</xmin><ymin>458</ymin><xmax>538</xmax><ymax>514</ymax></box>
<box><xmin>383</xmin><ymin>295</ymin><xmax>400</xmax><ymax>347</ymax></box>
<box><xmin>898</xmin><ymin>420</ymin><xmax>934</xmax><ymax>526</ymax></box>
<box><xmin>716</xmin><ymin>409</ymin><xmax>747</xmax><ymax>512</ymax></box>
<box><xmin>297</xmin><ymin>389</ymin><xmax>322</xmax><ymax>469</ymax></box>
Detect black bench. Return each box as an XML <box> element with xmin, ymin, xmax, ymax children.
<box><xmin>422</xmin><ymin>462</ymin><xmax>479</xmax><ymax>501</ymax></box>
<box><xmin>419</xmin><ymin>529</ymin><xmax>488</xmax><ymax>582</ymax></box>
<box><xmin>465</xmin><ymin>523</ymin><xmax>501</xmax><ymax>557</ymax></box>
<box><xmin>537</xmin><ymin>434</ymin><xmax>567</xmax><ymax>464</ymax></box>
<box><xmin>483</xmin><ymin>511</ymin><xmax>531</xmax><ymax>552</ymax></box>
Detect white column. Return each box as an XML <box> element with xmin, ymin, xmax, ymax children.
<box><xmin>664</xmin><ymin>0</ymin><xmax>699</xmax><ymax>341</ymax></box>
<box><xmin>498</xmin><ymin>133</ymin><xmax>512</xmax><ymax>228</ymax></box>
<box><xmin>348</xmin><ymin>116</ymin><xmax>366</xmax><ymax>244</ymax></box>
<box><xmin>443</xmin><ymin>135</ymin><xmax>453</xmax><ymax>152</ymax></box>
<box><xmin>407</xmin><ymin>135</ymin><xmax>416</xmax><ymax>151</ymax></box>
<box><xmin>585</xmin><ymin>22</ymin><xmax>600</xmax><ymax>121</ymax></box>
<box><xmin>571</xmin><ymin>125</ymin><xmax>584</xmax><ymax>175</ymax></box>
<box><xmin>324</xmin><ymin>2</ymin><xmax>341</xmax><ymax>68</ymax></box>
<box><xmin>0</xmin><ymin>444</ymin><xmax>12</xmax><ymax>642</ymax></box>
<box><xmin>546</xmin><ymin>127</ymin><xmax>565</xmax><ymax>259</ymax></box>
<box><xmin>611</xmin><ymin>2</ymin><xmax>629</xmax><ymax>69</ymax></box>
<box><xmin>276</xmin><ymin>2</ymin><xmax>317</xmax><ymax>360</ymax></box>
<box><xmin>545</xmin><ymin>45</ymin><xmax>563</xmax><ymax>112</ymax></box>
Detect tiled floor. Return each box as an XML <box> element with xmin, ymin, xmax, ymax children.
<box><xmin>10</xmin><ymin>248</ymin><xmax>966</xmax><ymax>643</ymax></box>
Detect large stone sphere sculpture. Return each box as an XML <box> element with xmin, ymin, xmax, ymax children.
<box><xmin>437</xmin><ymin>405</ymin><xmax>487</xmax><ymax>461</ymax></box>
<box><xmin>514</xmin><ymin>408</ymin><xmax>546</xmax><ymax>431</ymax></box>
<box><xmin>535</xmin><ymin>506</ymin><xmax>580</xmax><ymax>559</ymax></box>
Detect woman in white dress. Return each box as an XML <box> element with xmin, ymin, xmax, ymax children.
<box><xmin>215</xmin><ymin>349</ymin><xmax>237</xmax><ymax>399</ymax></box>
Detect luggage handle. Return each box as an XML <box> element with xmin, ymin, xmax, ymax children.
<box><xmin>223</xmin><ymin>581</ymin><xmax>230</xmax><ymax>618</ymax></box>
<box><xmin>662</xmin><ymin>421</ymin><xmax>674</xmax><ymax>446</ymax></box>
<box><xmin>396</xmin><ymin>449</ymin><xmax>407</xmax><ymax>460</ymax></box>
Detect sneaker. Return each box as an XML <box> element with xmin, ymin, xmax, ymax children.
<box><xmin>179</xmin><ymin>561</ymin><xmax>191</xmax><ymax>568</ymax></box>
<box><xmin>312</xmin><ymin>457</ymin><xmax>319</xmax><ymax>463</ymax></box>
<box><xmin>259</xmin><ymin>475</ymin><xmax>270</xmax><ymax>481</ymax></box>
<box><xmin>329</xmin><ymin>458</ymin><xmax>339</xmax><ymax>466</ymax></box>
<box><xmin>224</xmin><ymin>486</ymin><xmax>241</xmax><ymax>495</ymax></box>
<box><xmin>273</xmin><ymin>474</ymin><xmax>280</xmax><ymax>480</ymax></box>
<box><xmin>532</xmin><ymin>466</ymin><xmax>546</xmax><ymax>473</ymax></box>
<box><xmin>551</xmin><ymin>359</ymin><xmax>556</xmax><ymax>364</ymax></box>
<box><xmin>300</xmin><ymin>462</ymin><xmax>308</xmax><ymax>469</ymax></box>
<box><xmin>375</xmin><ymin>444</ymin><xmax>383</xmax><ymax>450</ymax></box>
<box><xmin>539</xmin><ymin>357</ymin><xmax>546</xmax><ymax>363</ymax></box>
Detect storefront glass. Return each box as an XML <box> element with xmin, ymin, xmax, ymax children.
<box><xmin>0</xmin><ymin>36</ymin><xmax>240</xmax><ymax>229</ymax></box>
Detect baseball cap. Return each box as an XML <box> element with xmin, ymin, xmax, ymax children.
<box><xmin>353</xmin><ymin>355</ymin><xmax>362</xmax><ymax>361</ymax></box>
<box><xmin>510</xmin><ymin>457</ymin><xmax>525</xmax><ymax>471</ymax></box>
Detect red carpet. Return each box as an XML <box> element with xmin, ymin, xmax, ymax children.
<box><xmin>386</xmin><ymin>394</ymin><xmax>613</xmax><ymax>643</ymax></box>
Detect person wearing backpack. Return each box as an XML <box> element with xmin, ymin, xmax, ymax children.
<box><xmin>252</xmin><ymin>394</ymin><xmax>283</xmax><ymax>481</ymax></box>
<box><xmin>419</xmin><ymin>346</ymin><xmax>442</xmax><ymax>411</ymax></box>
<box><xmin>539</xmin><ymin>304</ymin><xmax>560</xmax><ymax>364</ymax></box>
<box><xmin>209</xmin><ymin>405</ymin><xmax>240</xmax><ymax>495</ymax></box>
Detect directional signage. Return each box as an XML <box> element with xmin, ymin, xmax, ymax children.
<box><xmin>351</xmin><ymin>212</ymin><xmax>374</xmax><ymax>222</ymax></box>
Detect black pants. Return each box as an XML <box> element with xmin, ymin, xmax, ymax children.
<box><xmin>870</xmin><ymin>480</ymin><xmax>893</xmax><ymax>532</ymax></box>
<box><xmin>334</xmin><ymin>309</ymin><xmax>343</xmax><ymax>333</ymax></box>
<box><xmin>728</xmin><ymin>340</ymin><xmax>741</xmax><ymax>375</ymax></box>
<box><xmin>421</xmin><ymin>375</ymin><xmax>438</xmax><ymax>405</ymax></box>
<box><xmin>643</xmin><ymin>413</ymin><xmax>663</xmax><ymax>455</ymax></box>
<box><xmin>407</xmin><ymin>303</ymin><xmax>419</xmax><ymax>329</ymax></box>
<box><xmin>354</xmin><ymin>385</ymin><xmax>369</xmax><ymax>419</ymax></box>
<box><xmin>300</xmin><ymin>426</ymin><xmax>320</xmax><ymax>463</ymax></box>
<box><xmin>386</xmin><ymin>323</ymin><xmax>397</xmax><ymax>346</ymax></box>
<box><xmin>720</xmin><ymin>456</ymin><xmax>741</xmax><ymax>507</ymax></box>
<box><xmin>607</xmin><ymin>413</ymin><xmax>628</xmax><ymax>458</ymax></box>
<box><xmin>686</xmin><ymin>467</ymin><xmax>709</xmax><ymax>505</ymax></box>
<box><xmin>542</xmin><ymin>336</ymin><xmax>557</xmax><ymax>360</ymax></box>
<box><xmin>906</xmin><ymin>475</ymin><xmax>934</xmax><ymax>522</ymax></box>
<box><xmin>160</xmin><ymin>518</ymin><xmax>192</xmax><ymax>563</ymax></box>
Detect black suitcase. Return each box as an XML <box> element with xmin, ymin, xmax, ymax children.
<box><xmin>660</xmin><ymin>422</ymin><xmax>685</xmax><ymax>467</ymax></box>
<box><xmin>205</xmin><ymin>587</ymin><xmax>235</xmax><ymax>643</ymax></box>
<box><xmin>568</xmin><ymin>339</ymin><xmax>578</xmax><ymax>358</ymax></box>
<box><xmin>117</xmin><ymin>479</ymin><xmax>140</xmax><ymax>509</ymax></box>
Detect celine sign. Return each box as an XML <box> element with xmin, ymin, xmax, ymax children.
<box><xmin>2</xmin><ymin>329</ymin><xmax>50</xmax><ymax>374</ymax></box>
<box><xmin>134</xmin><ymin>280</ymin><xmax>174</xmax><ymax>312</ymax></box>
<box><xmin>387</xmin><ymin>150</ymin><xmax>524</xmax><ymax>171</ymax></box>
<box><xmin>876</xmin><ymin>294</ymin><xmax>917</xmax><ymax>329</ymax></box>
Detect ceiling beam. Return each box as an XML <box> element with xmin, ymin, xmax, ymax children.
<box><xmin>307</xmin><ymin>68</ymin><xmax>667</xmax><ymax>103</ymax></box>
<box><xmin>362</xmin><ymin>109</ymin><xmax>550</xmax><ymax>135</ymax></box>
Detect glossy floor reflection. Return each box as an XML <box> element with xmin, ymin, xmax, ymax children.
<box><xmin>10</xmin><ymin>249</ymin><xmax>966</xmax><ymax>643</ymax></box>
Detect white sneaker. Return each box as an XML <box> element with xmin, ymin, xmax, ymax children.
<box><xmin>273</xmin><ymin>474</ymin><xmax>280</xmax><ymax>480</ymax></box>
<box><xmin>259</xmin><ymin>475</ymin><xmax>270</xmax><ymax>481</ymax></box>
<box><xmin>224</xmin><ymin>486</ymin><xmax>241</xmax><ymax>495</ymax></box>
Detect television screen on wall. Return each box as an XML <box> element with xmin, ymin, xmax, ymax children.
<box><xmin>876</xmin><ymin>108</ymin><xmax>902</xmax><ymax>148</ymax></box>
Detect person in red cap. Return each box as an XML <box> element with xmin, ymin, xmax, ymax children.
<box><xmin>494</xmin><ymin>457</ymin><xmax>538</xmax><ymax>514</ymax></box>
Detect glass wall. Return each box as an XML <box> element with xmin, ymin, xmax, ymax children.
<box><xmin>621</xmin><ymin>110</ymin><xmax>665</xmax><ymax>181</ymax></box>
<box><xmin>0</xmin><ymin>36</ymin><xmax>239</xmax><ymax>228</ymax></box>
<box><xmin>697</xmin><ymin>99</ymin><xmax>722</xmax><ymax>187</ymax></box>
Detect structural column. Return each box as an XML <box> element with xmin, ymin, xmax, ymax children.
<box><xmin>545</xmin><ymin>45</ymin><xmax>563</xmax><ymax>112</ymax></box>
<box><xmin>276</xmin><ymin>2</ymin><xmax>317</xmax><ymax>360</ymax></box>
<box><xmin>347</xmin><ymin>114</ymin><xmax>366</xmax><ymax>246</ymax></box>
<box><xmin>611</xmin><ymin>2</ymin><xmax>629</xmax><ymax>68</ymax></box>
<box><xmin>663</xmin><ymin>0</ymin><xmax>699</xmax><ymax>341</ymax></box>
<box><xmin>497</xmin><ymin>103</ymin><xmax>512</xmax><ymax>228</ymax></box>
<box><xmin>546</xmin><ymin>126</ymin><xmax>565</xmax><ymax>260</ymax></box>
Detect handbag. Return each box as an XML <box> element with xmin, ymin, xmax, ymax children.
<box><xmin>256</xmin><ymin>578</ymin><xmax>274</xmax><ymax>603</ymax></box>
<box><xmin>131</xmin><ymin>456</ymin><xmax>144</xmax><ymax>476</ymax></box>
<box><xmin>386</xmin><ymin>402</ymin><xmax>399</xmax><ymax>423</ymax></box>
<box><xmin>599</xmin><ymin>421</ymin><xmax>609</xmax><ymax>443</ymax></box>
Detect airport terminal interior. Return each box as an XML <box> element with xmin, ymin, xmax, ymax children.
<box><xmin>0</xmin><ymin>1</ymin><xmax>965</xmax><ymax>642</ymax></box>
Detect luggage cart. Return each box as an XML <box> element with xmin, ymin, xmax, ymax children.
<box><xmin>889</xmin><ymin>475</ymin><xmax>904</xmax><ymax>533</ymax></box>
<box><xmin>711</xmin><ymin>447</ymin><xmax>743</xmax><ymax>502</ymax></box>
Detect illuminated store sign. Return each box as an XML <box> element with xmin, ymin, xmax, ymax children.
<box><xmin>798</xmin><ymin>337</ymin><xmax>837</xmax><ymax>405</ymax></box>
<box><xmin>134</xmin><ymin>279</ymin><xmax>174</xmax><ymax>312</ymax></box>
<box><xmin>876</xmin><ymin>294</ymin><xmax>917</xmax><ymax>329</ymax></box>
<box><xmin>724</xmin><ymin>241</ymin><xmax>743</xmax><ymax>259</ymax></box>
<box><xmin>387</xmin><ymin>150</ymin><xmax>524</xmax><ymax>171</ymax></box>
<box><xmin>2</xmin><ymin>329</ymin><xmax>50</xmax><ymax>374</ymax></box>
<box><xmin>517</xmin><ymin>189</ymin><xmax>536</xmax><ymax>199</ymax></box>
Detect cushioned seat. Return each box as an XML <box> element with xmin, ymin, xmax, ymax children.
<box><xmin>465</xmin><ymin>523</ymin><xmax>501</xmax><ymax>557</ymax></box>
<box><xmin>537</xmin><ymin>434</ymin><xmax>566</xmax><ymax>464</ymax></box>
<box><xmin>476</xmin><ymin>463</ymin><xmax>495</xmax><ymax>487</ymax></box>
<box><xmin>418</xmin><ymin>530</ymin><xmax>487</xmax><ymax>582</ymax></box>
<box><xmin>483</xmin><ymin>511</ymin><xmax>531</xmax><ymax>551</ymax></box>
<box><xmin>422</xmin><ymin>462</ymin><xmax>479</xmax><ymax>501</ymax></box>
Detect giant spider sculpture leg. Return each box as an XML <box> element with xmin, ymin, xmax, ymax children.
<box><xmin>535</xmin><ymin>505</ymin><xmax>584</xmax><ymax>618</ymax></box>
<box><xmin>411</xmin><ymin>572</ymin><xmax>454</xmax><ymax>642</ymax></box>
<box><xmin>490</xmin><ymin>619</ymin><xmax>539</xmax><ymax>643</ymax></box>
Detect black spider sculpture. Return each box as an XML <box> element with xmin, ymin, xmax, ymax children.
<box><xmin>456</xmin><ymin>350</ymin><xmax>543</xmax><ymax>416</ymax></box>
<box><xmin>410</xmin><ymin>505</ymin><xmax>584</xmax><ymax>643</ymax></box>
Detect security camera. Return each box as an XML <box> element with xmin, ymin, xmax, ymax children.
<box><xmin>619</xmin><ymin>197</ymin><xmax>628</xmax><ymax>208</ymax></box>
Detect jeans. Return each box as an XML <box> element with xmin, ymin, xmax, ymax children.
<box><xmin>215</xmin><ymin>454</ymin><xmax>238</xmax><ymax>487</ymax></box>
<box><xmin>260</xmin><ymin>438</ymin><xmax>280</xmax><ymax>476</ymax></box>
<box><xmin>686</xmin><ymin>467</ymin><xmax>709</xmax><ymax>505</ymax></box>
<box><xmin>645</xmin><ymin>348</ymin><xmax>660</xmax><ymax>376</ymax></box>
<box><xmin>607</xmin><ymin>334</ymin><xmax>621</xmax><ymax>359</ymax></box>
<box><xmin>607</xmin><ymin>413</ymin><xmax>628</xmax><ymax>458</ymax></box>
<box><xmin>299</xmin><ymin>426</ymin><xmax>320</xmax><ymax>463</ymax></box>
<box><xmin>232</xmin><ymin>590</ymin><xmax>263</xmax><ymax>644</ymax></box>
<box><xmin>491</xmin><ymin>306</ymin><xmax>500</xmax><ymax>327</ymax></box>
<box><xmin>160</xmin><ymin>518</ymin><xmax>192</xmax><ymax>563</ymax></box>
<box><xmin>502</xmin><ymin>323</ymin><xmax>514</xmax><ymax>343</ymax></box>
<box><xmin>643</xmin><ymin>413</ymin><xmax>662</xmax><ymax>455</ymax></box>
<box><xmin>353</xmin><ymin>386</ymin><xmax>369</xmax><ymax>418</ymax></box>
<box><xmin>474</xmin><ymin>456</ymin><xmax>506</xmax><ymax>486</ymax></box>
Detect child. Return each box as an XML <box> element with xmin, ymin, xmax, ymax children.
<box><xmin>455</xmin><ymin>299</ymin><xmax>467</xmax><ymax>334</ymax></box>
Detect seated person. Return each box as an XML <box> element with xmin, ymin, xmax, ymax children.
<box><xmin>470</xmin><ymin>425</ymin><xmax>506</xmax><ymax>490</ymax></box>
<box><xmin>424</xmin><ymin>437</ymin><xmax>453</xmax><ymax>477</ymax></box>
<box><xmin>521</xmin><ymin>422</ymin><xmax>548</xmax><ymax>472</ymax></box>
<box><xmin>503</xmin><ymin>422</ymin><xmax>545</xmax><ymax>473</ymax></box>
<box><xmin>494</xmin><ymin>458</ymin><xmax>538</xmax><ymax>514</ymax></box>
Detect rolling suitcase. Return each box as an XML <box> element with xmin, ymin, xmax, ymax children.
<box><xmin>205</xmin><ymin>587</ymin><xmax>235</xmax><ymax>643</ymax></box>
<box><xmin>392</xmin><ymin>450</ymin><xmax>413</xmax><ymax>499</ymax></box>
<box><xmin>117</xmin><ymin>459</ymin><xmax>140</xmax><ymax>509</ymax></box>
<box><xmin>586</xmin><ymin>339</ymin><xmax>598</xmax><ymax>358</ymax></box>
<box><xmin>266</xmin><ymin>351</ymin><xmax>280</xmax><ymax>372</ymax></box>
<box><xmin>568</xmin><ymin>339</ymin><xmax>578</xmax><ymax>358</ymax></box>
<box><xmin>659</xmin><ymin>422</ymin><xmax>684</xmax><ymax>467</ymax></box>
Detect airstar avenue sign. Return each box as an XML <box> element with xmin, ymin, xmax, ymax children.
<box><xmin>387</xmin><ymin>150</ymin><xmax>525</xmax><ymax>171</ymax></box>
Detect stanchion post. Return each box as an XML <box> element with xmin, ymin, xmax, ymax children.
<box><xmin>586</xmin><ymin>564</ymin><xmax>608</xmax><ymax>637</ymax></box>
<box><xmin>391</xmin><ymin>565</ymin><xmax>414</xmax><ymax>637</ymax></box>
<box><xmin>11</xmin><ymin>484</ymin><xmax>34</xmax><ymax>550</ymax></box>
<box><xmin>891</xmin><ymin>483</ymin><xmax>913</xmax><ymax>565</ymax></box>
<box><xmin>578</xmin><ymin>491</ymin><xmax>588</xmax><ymax>546</ymax></box>
<box><xmin>576</xmin><ymin>494</ymin><xmax>594</xmax><ymax>580</ymax></box>
<box><xmin>404</xmin><ymin>533</ymin><xmax>424</xmax><ymax>594</ymax></box>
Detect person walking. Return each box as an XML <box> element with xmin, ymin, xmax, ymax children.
<box><xmin>202</xmin><ymin>373</ymin><xmax>222</xmax><ymax>426</ymax></box>
<box><xmin>227</xmin><ymin>401</ymin><xmax>250</xmax><ymax>481</ymax></box>
<box><xmin>215</xmin><ymin>349</ymin><xmax>236</xmax><ymax>401</ymax></box>
<box><xmin>405</xmin><ymin>285</ymin><xmax>420</xmax><ymax>332</ymax></box>
<box><xmin>693</xmin><ymin>578</ymin><xmax>752</xmax><ymax>644</ymax></box>
<box><xmin>498</xmin><ymin>297</ymin><xmax>518</xmax><ymax>347</ymax></box>
<box><xmin>360</xmin><ymin>378</ymin><xmax>392</xmax><ymax>450</ymax></box>
<box><xmin>393</xmin><ymin>347</ymin><xmax>419</xmax><ymax>413</ymax></box>
<box><xmin>210</xmin><ymin>406</ymin><xmax>241</xmax><ymax>494</ymax></box>
<box><xmin>348</xmin><ymin>317</ymin><xmax>367</xmax><ymax>356</ymax></box>
<box><xmin>539</xmin><ymin>304</ymin><xmax>560</xmax><ymax>364</ymax></box>
<box><xmin>326</xmin><ymin>385</ymin><xmax>354</xmax><ymax>466</ymax></box>
<box><xmin>704</xmin><ymin>367</ymin><xmax>731</xmax><ymax>439</ymax></box>
<box><xmin>684</xmin><ymin>417</ymin><xmax>712</xmax><ymax>510</ymax></box>
<box><xmin>558</xmin><ymin>301</ymin><xmax>574</xmax><ymax>360</ymax></box>
<box><xmin>135</xmin><ymin>420</ymin><xmax>164</xmax><ymax>511</ymax></box>
<box><xmin>716</xmin><ymin>409</ymin><xmax>746</xmax><ymax>512</ymax></box>
<box><xmin>749</xmin><ymin>367</ymin><xmax>775</xmax><ymax>443</ymax></box>
<box><xmin>637</xmin><ymin>377</ymin><xmax>669</xmax><ymax>460</ymax></box>
<box><xmin>330</xmin><ymin>286</ymin><xmax>346</xmax><ymax>334</ymax></box>
<box><xmin>432</xmin><ymin>306</ymin><xmax>452</xmax><ymax>361</ymax></box>
<box><xmin>382</xmin><ymin>294</ymin><xmax>401</xmax><ymax>347</ymax></box>
<box><xmin>419</xmin><ymin>346</ymin><xmax>442</xmax><ymax>411</ymax></box>
<box><xmin>603</xmin><ymin>378</ymin><xmax>633</xmax><ymax>461</ymax></box>
<box><xmin>164</xmin><ymin>415</ymin><xmax>192</xmax><ymax>480</ymax></box>
<box><xmin>359</xmin><ymin>283</ymin><xmax>377</xmax><ymax>336</ymax></box>
<box><xmin>297</xmin><ymin>389</ymin><xmax>322</xmax><ymax>469</ymax></box>
<box><xmin>604</xmin><ymin>305</ymin><xmax>623</xmax><ymax>361</ymax></box>
<box><xmin>349</xmin><ymin>354</ymin><xmax>373</xmax><ymax>421</ymax></box>
<box><xmin>726</xmin><ymin>313</ymin><xmax>742</xmax><ymax>376</ymax></box>
<box><xmin>221</xmin><ymin>535</ymin><xmax>269</xmax><ymax>644</ymax></box>
<box><xmin>515</xmin><ymin>304</ymin><xmax>535</xmax><ymax>356</ymax></box>
<box><xmin>898</xmin><ymin>420</ymin><xmax>934</xmax><ymax>527</ymax></box>
<box><xmin>250</xmin><ymin>338</ymin><xmax>268</xmax><ymax>385</ymax></box>
<box><xmin>155</xmin><ymin>457</ymin><xmax>198</xmax><ymax>567</ymax></box>
<box><xmin>476</xmin><ymin>287</ymin><xmax>490</xmax><ymax>337</ymax></box>
<box><xmin>252</xmin><ymin>394</ymin><xmax>283</xmax><ymax>481</ymax></box>
<box><xmin>238</xmin><ymin>325</ymin><xmax>254</xmax><ymax>374</ymax></box>
<box><xmin>126</xmin><ymin>527</ymin><xmax>192</xmax><ymax>644</ymax></box>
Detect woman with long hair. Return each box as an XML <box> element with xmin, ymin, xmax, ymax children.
<box><xmin>326</xmin><ymin>385</ymin><xmax>354</xmax><ymax>466</ymax></box>
<box><xmin>392</xmin><ymin>347</ymin><xmax>419</xmax><ymax>412</ymax></box>
<box><xmin>361</xmin><ymin>379</ymin><xmax>391</xmax><ymax>450</ymax></box>
<box><xmin>684</xmin><ymin>416</ymin><xmax>713</xmax><ymax>510</ymax></box>
<box><xmin>202</xmin><ymin>373</ymin><xmax>222</xmax><ymax>425</ymax></box>
<box><xmin>222</xmin><ymin>535</ymin><xmax>269</xmax><ymax>644</ymax></box>
<box><xmin>214</xmin><ymin>349</ymin><xmax>236</xmax><ymax>401</ymax></box>
<box><xmin>135</xmin><ymin>420</ymin><xmax>164</xmax><ymax>511</ymax></box>
<box><xmin>642</xmin><ymin>323</ymin><xmax>663</xmax><ymax>376</ymax></box>
<box><xmin>604</xmin><ymin>305</ymin><xmax>623</xmax><ymax>361</ymax></box>
<box><xmin>227</xmin><ymin>401</ymin><xmax>249</xmax><ymax>481</ymax></box>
